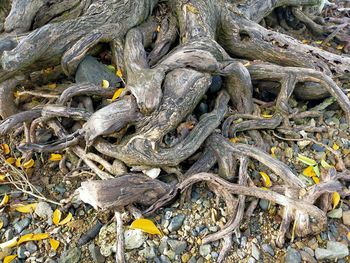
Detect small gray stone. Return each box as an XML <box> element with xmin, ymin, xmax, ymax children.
<box><xmin>14</xmin><ymin>217</ymin><xmax>31</xmax><ymax>234</ymax></box>
<box><xmin>262</xmin><ymin>243</ymin><xmax>274</xmax><ymax>256</ymax></box>
<box><xmin>259</xmin><ymin>199</ymin><xmax>269</xmax><ymax>211</ymax></box>
<box><xmin>285</xmin><ymin>248</ymin><xmax>301</xmax><ymax>263</ymax></box>
<box><xmin>159</xmin><ymin>237</ymin><xmax>168</xmax><ymax>254</ymax></box>
<box><xmin>240</xmin><ymin>236</ymin><xmax>247</xmax><ymax>248</ymax></box>
<box><xmin>167</xmin><ymin>239</ymin><xmax>187</xmax><ymax>255</ymax></box>
<box><xmin>17</xmin><ymin>245</ymin><xmax>28</xmax><ymax>259</ymax></box>
<box><xmin>342</xmin><ymin>210</ymin><xmax>350</xmax><ymax>225</ymax></box>
<box><xmin>4</xmin><ymin>228</ymin><xmax>14</xmax><ymax>240</ymax></box>
<box><xmin>188</xmin><ymin>256</ymin><xmax>196</xmax><ymax>263</ymax></box>
<box><xmin>209</xmin><ymin>76</ymin><xmax>222</xmax><ymax>93</ymax></box>
<box><xmin>247</xmin><ymin>257</ymin><xmax>256</xmax><ymax>263</ymax></box>
<box><xmin>75</xmin><ymin>55</ymin><xmax>121</xmax><ymax>87</ymax></box>
<box><xmin>311</xmin><ymin>144</ymin><xmax>325</xmax><ymax>152</ymax></box>
<box><xmin>124</xmin><ymin>229</ymin><xmax>147</xmax><ymax>250</ymax></box>
<box><xmin>160</xmin><ymin>255</ymin><xmax>171</xmax><ymax>263</ymax></box>
<box><xmin>211</xmin><ymin>252</ymin><xmax>218</xmax><ymax>259</ymax></box>
<box><xmin>168</xmin><ymin>214</ymin><xmax>186</xmax><ymax>232</ymax></box>
<box><xmin>0</xmin><ymin>185</ymin><xmax>10</xmax><ymax>194</ymax></box>
<box><xmin>0</xmin><ymin>215</ymin><xmax>9</xmax><ymax>228</ymax></box>
<box><xmin>251</xmin><ymin>243</ymin><xmax>260</xmax><ymax>260</ymax></box>
<box><xmin>59</xmin><ymin>247</ymin><xmax>81</xmax><ymax>263</ymax></box>
<box><xmin>88</xmin><ymin>244</ymin><xmax>105</xmax><ymax>263</ymax></box>
<box><xmin>199</xmin><ymin>244</ymin><xmax>211</xmax><ymax>257</ymax></box>
<box><xmin>315</xmin><ymin>241</ymin><xmax>349</xmax><ymax>260</ymax></box>
<box><xmin>25</xmin><ymin>241</ymin><xmax>38</xmax><ymax>253</ymax></box>
<box><xmin>35</xmin><ymin>202</ymin><xmax>53</xmax><ymax>221</ymax></box>
<box><xmin>139</xmin><ymin>246</ymin><xmax>156</xmax><ymax>259</ymax></box>
<box><xmin>327</xmin><ymin>208</ymin><xmax>342</xmax><ymax>219</ymax></box>
<box><xmin>300</xmin><ymin>250</ymin><xmax>316</xmax><ymax>263</ymax></box>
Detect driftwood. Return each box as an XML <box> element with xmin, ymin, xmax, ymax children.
<box><xmin>1</xmin><ymin>0</ymin><xmax>350</xmax><ymax>261</ymax></box>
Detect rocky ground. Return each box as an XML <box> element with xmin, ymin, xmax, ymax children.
<box><xmin>1</xmin><ymin>3</ymin><xmax>350</xmax><ymax>263</ymax></box>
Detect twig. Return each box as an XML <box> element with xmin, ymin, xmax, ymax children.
<box><xmin>115</xmin><ymin>211</ymin><xmax>125</xmax><ymax>263</ymax></box>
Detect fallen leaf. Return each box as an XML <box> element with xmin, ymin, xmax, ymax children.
<box><xmin>111</xmin><ymin>88</ymin><xmax>124</xmax><ymax>101</ymax></box>
<box><xmin>332</xmin><ymin>192</ymin><xmax>341</xmax><ymax>209</ymax></box>
<box><xmin>303</xmin><ymin>166</ymin><xmax>316</xmax><ymax>177</ymax></box>
<box><xmin>271</xmin><ymin>146</ymin><xmax>277</xmax><ymax>158</ymax></box>
<box><xmin>13</xmin><ymin>203</ymin><xmax>37</xmax><ymax>213</ymax></box>
<box><xmin>0</xmin><ymin>174</ymin><xmax>6</xmax><ymax>181</ymax></box>
<box><xmin>49</xmin><ymin>238</ymin><xmax>60</xmax><ymax>251</ymax></box>
<box><xmin>58</xmin><ymin>212</ymin><xmax>73</xmax><ymax>225</ymax></box>
<box><xmin>130</xmin><ymin>218</ymin><xmax>162</xmax><ymax>235</ymax></box>
<box><xmin>101</xmin><ymin>79</ymin><xmax>109</xmax><ymax>88</ymax></box>
<box><xmin>0</xmin><ymin>194</ymin><xmax>9</xmax><ymax>207</ymax></box>
<box><xmin>229</xmin><ymin>138</ymin><xmax>239</xmax><ymax>143</ymax></box>
<box><xmin>116</xmin><ymin>69</ymin><xmax>123</xmax><ymax>78</ymax></box>
<box><xmin>347</xmin><ymin>232</ymin><xmax>350</xmax><ymax>241</ymax></box>
<box><xmin>3</xmin><ymin>255</ymin><xmax>17</xmax><ymax>263</ymax></box>
<box><xmin>312</xmin><ymin>176</ymin><xmax>320</xmax><ymax>184</ymax></box>
<box><xmin>49</xmin><ymin>153</ymin><xmax>63</xmax><ymax>161</ymax></box>
<box><xmin>5</xmin><ymin>157</ymin><xmax>15</xmax><ymax>165</ymax></box>
<box><xmin>243</xmin><ymin>62</ymin><xmax>251</xmax><ymax>67</ymax></box>
<box><xmin>53</xmin><ymin>209</ymin><xmax>62</xmax><ymax>226</ymax></box>
<box><xmin>23</xmin><ymin>159</ymin><xmax>35</xmax><ymax>169</ymax></box>
<box><xmin>0</xmin><ymin>220</ymin><xmax>3</xmax><ymax>229</ymax></box>
<box><xmin>1</xmin><ymin>144</ymin><xmax>10</xmax><ymax>154</ymax></box>
<box><xmin>0</xmin><ymin>237</ymin><xmax>18</xmax><ymax>249</ymax></box>
<box><xmin>17</xmin><ymin>233</ymin><xmax>49</xmax><ymax>245</ymax></box>
<box><xmin>259</xmin><ymin>172</ymin><xmax>272</xmax><ymax>187</ymax></box>
<box><xmin>321</xmin><ymin>159</ymin><xmax>333</xmax><ymax>169</ymax></box>
<box><xmin>262</xmin><ymin>114</ymin><xmax>273</xmax><ymax>118</ymax></box>
<box><xmin>48</xmin><ymin>83</ymin><xmax>57</xmax><ymax>89</ymax></box>
<box><xmin>312</xmin><ymin>165</ymin><xmax>320</xmax><ymax>177</ymax></box>
<box><xmin>315</xmin><ymin>40</ymin><xmax>323</xmax><ymax>44</ymax></box>
<box><xmin>297</xmin><ymin>154</ymin><xmax>317</xmax><ymax>166</ymax></box>
<box><xmin>336</xmin><ymin>44</ymin><xmax>344</xmax><ymax>50</ymax></box>
<box><xmin>156</xmin><ymin>25</ymin><xmax>161</xmax><ymax>33</ymax></box>
<box><xmin>302</xmin><ymin>39</ymin><xmax>310</xmax><ymax>44</ymax></box>
<box><xmin>332</xmin><ymin>143</ymin><xmax>339</xmax><ymax>151</ymax></box>
<box><xmin>107</xmin><ymin>65</ymin><xmax>116</xmax><ymax>72</ymax></box>
<box><xmin>15</xmin><ymin>158</ymin><xmax>21</xmax><ymax>168</ymax></box>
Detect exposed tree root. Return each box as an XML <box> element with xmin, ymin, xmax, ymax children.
<box><xmin>0</xmin><ymin>0</ymin><xmax>349</xmax><ymax>260</ymax></box>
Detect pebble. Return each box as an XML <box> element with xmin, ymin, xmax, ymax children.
<box><xmin>25</xmin><ymin>241</ymin><xmax>38</xmax><ymax>253</ymax></box>
<box><xmin>209</xmin><ymin>76</ymin><xmax>222</xmax><ymax>93</ymax></box>
<box><xmin>284</xmin><ymin>248</ymin><xmax>301</xmax><ymax>263</ymax></box>
<box><xmin>262</xmin><ymin>243</ymin><xmax>274</xmax><ymax>256</ymax></box>
<box><xmin>300</xmin><ymin>250</ymin><xmax>316</xmax><ymax>263</ymax></box>
<box><xmin>59</xmin><ymin>247</ymin><xmax>81</xmax><ymax>263</ymax></box>
<box><xmin>35</xmin><ymin>202</ymin><xmax>53</xmax><ymax>224</ymax></box>
<box><xmin>17</xmin><ymin>245</ymin><xmax>28</xmax><ymax>259</ymax></box>
<box><xmin>327</xmin><ymin>208</ymin><xmax>342</xmax><ymax>218</ymax></box>
<box><xmin>311</xmin><ymin>144</ymin><xmax>325</xmax><ymax>152</ymax></box>
<box><xmin>247</xmin><ymin>257</ymin><xmax>256</xmax><ymax>263</ymax></box>
<box><xmin>167</xmin><ymin>239</ymin><xmax>187</xmax><ymax>255</ymax></box>
<box><xmin>88</xmin><ymin>244</ymin><xmax>105</xmax><ymax>263</ymax></box>
<box><xmin>199</xmin><ymin>244</ymin><xmax>211</xmax><ymax>257</ymax></box>
<box><xmin>139</xmin><ymin>246</ymin><xmax>156</xmax><ymax>259</ymax></box>
<box><xmin>342</xmin><ymin>210</ymin><xmax>350</xmax><ymax>225</ymax></box>
<box><xmin>4</xmin><ymin>228</ymin><xmax>14</xmax><ymax>240</ymax></box>
<box><xmin>168</xmin><ymin>214</ymin><xmax>186</xmax><ymax>232</ymax></box>
<box><xmin>315</xmin><ymin>241</ymin><xmax>349</xmax><ymax>260</ymax></box>
<box><xmin>259</xmin><ymin>199</ymin><xmax>269</xmax><ymax>211</ymax></box>
<box><xmin>75</xmin><ymin>55</ymin><xmax>121</xmax><ymax>87</ymax></box>
<box><xmin>14</xmin><ymin>217</ymin><xmax>31</xmax><ymax>234</ymax></box>
<box><xmin>0</xmin><ymin>215</ymin><xmax>9</xmax><ymax>228</ymax></box>
<box><xmin>251</xmin><ymin>243</ymin><xmax>260</xmax><ymax>260</ymax></box>
<box><xmin>124</xmin><ymin>229</ymin><xmax>147</xmax><ymax>250</ymax></box>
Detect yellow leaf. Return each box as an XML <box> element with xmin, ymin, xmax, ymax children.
<box><xmin>0</xmin><ymin>194</ymin><xmax>9</xmax><ymax>207</ymax></box>
<box><xmin>48</xmin><ymin>83</ymin><xmax>57</xmax><ymax>89</ymax></box>
<box><xmin>332</xmin><ymin>192</ymin><xmax>341</xmax><ymax>209</ymax></box>
<box><xmin>315</xmin><ymin>40</ymin><xmax>323</xmax><ymax>44</ymax></box>
<box><xmin>0</xmin><ymin>174</ymin><xmax>6</xmax><ymax>182</ymax></box>
<box><xmin>116</xmin><ymin>69</ymin><xmax>123</xmax><ymax>78</ymax></box>
<box><xmin>332</xmin><ymin>143</ymin><xmax>339</xmax><ymax>151</ymax></box>
<box><xmin>0</xmin><ymin>237</ymin><xmax>18</xmax><ymax>249</ymax></box>
<box><xmin>262</xmin><ymin>114</ymin><xmax>273</xmax><ymax>118</ymax></box>
<box><xmin>336</xmin><ymin>45</ymin><xmax>344</xmax><ymax>50</ymax></box>
<box><xmin>297</xmin><ymin>154</ymin><xmax>317</xmax><ymax>166</ymax></box>
<box><xmin>259</xmin><ymin>172</ymin><xmax>272</xmax><ymax>188</ymax></box>
<box><xmin>186</xmin><ymin>4</ymin><xmax>199</xmax><ymax>14</ymax></box>
<box><xmin>15</xmin><ymin>158</ymin><xmax>22</xmax><ymax>168</ymax></box>
<box><xmin>1</xmin><ymin>144</ymin><xmax>10</xmax><ymax>154</ymax></box>
<box><xmin>49</xmin><ymin>153</ymin><xmax>63</xmax><ymax>161</ymax></box>
<box><xmin>5</xmin><ymin>157</ymin><xmax>15</xmax><ymax>165</ymax></box>
<box><xmin>302</xmin><ymin>39</ymin><xmax>310</xmax><ymax>44</ymax></box>
<box><xmin>321</xmin><ymin>159</ymin><xmax>333</xmax><ymax>169</ymax></box>
<box><xmin>13</xmin><ymin>91</ymin><xmax>20</xmax><ymax>98</ymax></box>
<box><xmin>17</xmin><ymin>233</ymin><xmax>49</xmax><ymax>245</ymax></box>
<box><xmin>130</xmin><ymin>218</ymin><xmax>162</xmax><ymax>235</ymax></box>
<box><xmin>23</xmin><ymin>159</ymin><xmax>35</xmax><ymax>169</ymax></box>
<box><xmin>53</xmin><ymin>209</ymin><xmax>62</xmax><ymax>226</ymax></box>
<box><xmin>303</xmin><ymin>166</ymin><xmax>316</xmax><ymax>177</ymax></box>
<box><xmin>13</xmin><ymin>203</ymin><xmax>37</xmax><ymax>213</ymax></box>
<box><xmin>229</xmin><ymin>138</ymin><xmax>239</xmax><ymax>143</ymax></box>
<box><xmin>4</xmin><ymin>255</ymin><xmax>17</xmax><ymax>263</ymax></box>
<box><xmin>58</xmin><ymin>212</ymin><xmax>73</xmax><ymax>225</ymax></box>
<box><xmin>261</xmin><ymin>187</ymin><xmax>269</xmax><ymax>191</ymax></box>
<box><xmin>347</xmin><ymin>232</ymin><xmax>350</xmax><ymax>241</ymax></box>
<box><xmin>271</xmin><ymin>146</ymin><xmax>277</xmax><ymax>158</ymax></box>
<box><xmin>243</xmin><ymin>62</ymin><xmax>251</xmax><ymax>67</ymax></box>
<box><xmin>111</xmin><ymin>88</ymin><xmax>124</xmax><ymax>101</ymax></box>
<box><xmin>49</xmin><ymin>238</ymin><xmax>60</xmax><ymax>251</ymax></box>
<box><xmin>156</xmin><ymin>25</ymin><xmax>161</xmax><ymax>33</ymax></box>
<box><xmin>0</xmin><ymin>220</ymin><xmax>3</xmax><ymax>230</ymax></box>
<box><xmin>101</xmin><ymin>80</ymin><xmax>109</xmax><ymax>88</ymax></box>
<box><xmin>312</xmin><ymin>176</ymin><xmax>320</xmax><ymax>184</ymax></box>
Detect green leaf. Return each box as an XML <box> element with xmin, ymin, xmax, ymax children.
<box><xmin>297</xmin><ymin>154</ymin><xmax>317</xmax><ymax>166</ymax></box>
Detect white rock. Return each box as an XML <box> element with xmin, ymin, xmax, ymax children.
<box><xmin>143</xmin><ymin>168</ymin><xmax>161</xmax><ymax>179</ymax></box>
<box><xmin>34</xmin><ymin>202</ymin><xmax>53</xmax><ymax>224</ymax></box>
<box><xmin>124</xmin><ymin>229</ymin><xmax>147</xmax><ymax>250</ymax></box>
